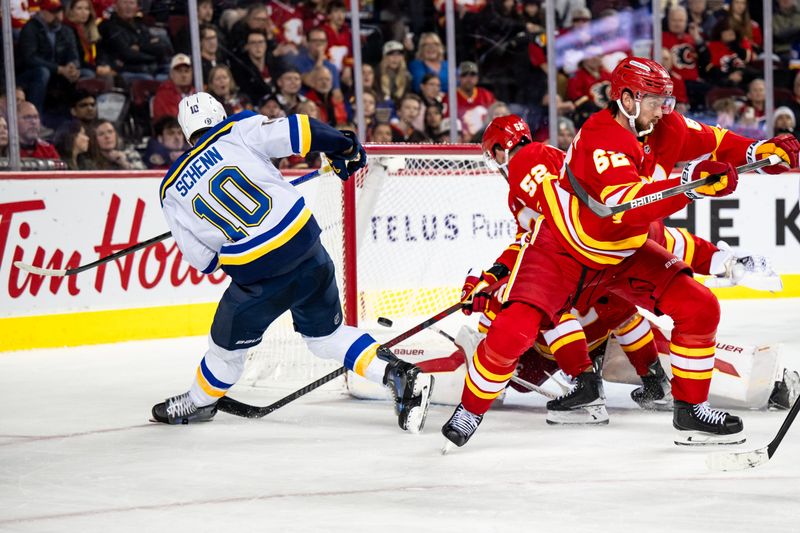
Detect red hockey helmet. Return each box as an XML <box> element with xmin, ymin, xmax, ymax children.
<box><xmin>481</xmin><ymin>114</ymin><xmax>532</xmax><ymax>177</ymax></box>
<box><xmin>610</xmin><ymin>56</ymin><xmax>674</xmax><ymax>101</ymax></box>
<box><xmin>481</xmin><ymin>114</ymin><xmax>532</xmax><ymax>155</ymax></box>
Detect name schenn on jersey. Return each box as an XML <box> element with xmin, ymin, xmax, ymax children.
<box><xmin>175</xmin><ymin>146</ymin><xmax>224</xmax><ymax>197</ymax></box>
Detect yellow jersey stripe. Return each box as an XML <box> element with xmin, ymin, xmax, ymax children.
<box><xmin>219</xmin><ymin>207</ymin><xmax>312</xmax><ymax>265</ymax></box>
<box><xmin>354</xmin><ymin>344</ymin><xmax>379</xmax><ymax>376</ymax></box>
<box><xmin>297</xmin><ymin>114</ymin><xmax>311</xmax><ymax>156</ymax></box>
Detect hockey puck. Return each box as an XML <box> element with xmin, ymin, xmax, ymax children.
<box><xmin>377</xmin><ymin>317</ymin><xmax>393</xmax><ymax>327</ymax></box>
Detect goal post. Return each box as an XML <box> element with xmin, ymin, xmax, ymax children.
<box><xmin>238</xmin><ymin>144</ymin><xmax>515</xmax><ymax>399</ymax></box>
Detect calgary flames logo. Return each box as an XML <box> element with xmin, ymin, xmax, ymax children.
<box><xmin>672</xmin><ymin>44</ymin><xmax>697</xmax><ymax>70</ymax></box>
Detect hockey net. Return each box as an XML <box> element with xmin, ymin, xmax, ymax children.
<box><xmin>238</xmin><ymin>145</ymin><xmax>515</xmax><ymax>398</ymax></box>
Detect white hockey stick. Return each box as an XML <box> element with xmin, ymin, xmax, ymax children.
<box><xmin>706</xmin><ymin>392</ymin><xmax>800</xmax><ymax>471</ymax></box>
<box><xmin>13</xmin><ymin>166</ymin><xmax>330</xmax><ymax>277</ymax></box>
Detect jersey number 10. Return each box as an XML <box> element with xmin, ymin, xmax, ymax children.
<box><xmin>192</xmin><ymin>166</ymin><xmax>273</xmax><ymax>240</ymax></box>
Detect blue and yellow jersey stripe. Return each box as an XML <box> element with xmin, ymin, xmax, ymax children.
<box><xmin>344</xmin><ymin>333</ymin><xmax>380</xmax><ymax>377</ymax></box>
<box><xmin>160</xmin><ymin>110</ymin><xmax>256</xmax><ymax>203</ymax></box>
<box><xmin>288</xmin><ymin>114</ymin><xmax>312</xmax><ymax>156</ymax></box>
<box><xmin>196</xmin><ymin>356</ymin><xmax>234</xmax><ymax>398</ymax></box>
<box><xmin>219</xmin><ymin>197</ymin><xmax>313</xmax><ymax>266</ymax></box>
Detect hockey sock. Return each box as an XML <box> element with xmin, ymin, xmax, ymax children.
<box><xmin>189</xmin><ymin>339</ymin><xmax>248</xmax><ymax>407</ymax></box>
<box><xmin>656</xmin><ymin>275</ymin><xmax>719</xmax><ymax>404</ymax></box>
<box><xmin>544</xmin><ymin>314</ymin><xmax>591</xmax><ymax>377</ymax></box>
<box><xmin>614</xmin><ymin>314</ymin><xmax>658</xmax><ymax>376</ymax></box>
<box><xmin>304</xmin><ymin>324</ymin><xmax>387</xmax><ymax>383</ymax></box>
<box><xmin>462</xmin><ymin>302</ymin><xmax>543</xmax><ymax>414</ymax></box>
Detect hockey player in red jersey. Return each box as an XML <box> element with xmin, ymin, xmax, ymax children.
<box><xmin>442</xmin><ymin>56</ymin><xmax>799</xmax><ymax>449</ymax></box>
<box><xmin>460</xmin><ymin>115</ymin><xmax>783</xmax><ymax>424</ymax></box>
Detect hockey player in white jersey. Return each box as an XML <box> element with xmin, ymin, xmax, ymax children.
<box><xmin>151</xmin><ymin>92</ymin><xmax>433</xmax><ymax>432</ymax></box>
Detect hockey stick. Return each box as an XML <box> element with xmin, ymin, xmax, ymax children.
<box><xmin>382</xmin><ymin>317</ymin><xmax>558</xmax><ymax>399</ymax></box>
<box><xmin>12</xmin><ymin>166</ymin><xmax>331</xmax><ymax>277</ymax></box>
<box><xmin>706</xmin><ymin>392</ymin><xmax>800</xmax><ymax>471</ymax></box>
<box><xmin>565</xmin><ymin>155</ymin><xmax>783</xmax><ymax>219</ymax></box>
<box><xmin>216</xmin><ymin>280</ymin><xmax>506</xmax><ymax>418</ymax></box>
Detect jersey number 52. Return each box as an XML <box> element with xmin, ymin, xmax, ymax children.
<box><xmin>192</xmin><ymin>166</ymin><xmax>272</xmax><ymax>240</ymax></box>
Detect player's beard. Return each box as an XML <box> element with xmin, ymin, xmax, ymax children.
<box><xmin>634</xmin><ymin>116</ymin><xmax>657</xmax><ymax>133</ymax></box>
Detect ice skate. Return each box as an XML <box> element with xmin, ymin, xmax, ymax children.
<box><xmin>673</xmin><ymin>400</ymin><xmax>745</xmax><ymax>445</ymax></box>
<box><xmin>441</xmin><ymin>403</ymin><xmax>483</xmax><ymax>451</ymax></box>
<box><xmin>768</xmin><ymin>369</ymin><xmax>800</xmax><ymax>410</ymax></box>
<box><xmin>151</xmin><ymin>392</ymin><xmax>217</xmax><ymax>425</ymax></box>
<box><xmin>382</xmin><ymin>350</ymin><xmax>434</xmax><ymax>433</ymax></box>
<box><xmin>546</xmin><ymin>371</ymin><xmax>609</xmax><ymax>425</ymax></box>
<box><xmin>631</xmin><ymin>360</ymin><xmax>673</xmax><ymax>411</ymax></box>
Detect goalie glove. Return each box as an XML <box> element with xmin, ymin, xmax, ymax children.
<box><xmin>681</xmin><ymin>159</ymin><xmax>738</xmax><ymax>199</ymax></box>
<box><xmin>746</xmin><ymin>134</ymin><xmax>800</xmax><ymax>174</ymax></box>
<box><xmin>704</xmin><ymin>241</ymin><xmax>783</xmax><ymax>292</ymax></box>
<box><xmin>460</xmin><ymin>264</ymin><xmax>509</xmax><ymax>317</ymax></box>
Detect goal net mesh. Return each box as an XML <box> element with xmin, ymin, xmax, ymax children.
<box><xmin>238</xmin><ymin>146</ymin><xmax>513</xmax><ymax>397</ymax></box>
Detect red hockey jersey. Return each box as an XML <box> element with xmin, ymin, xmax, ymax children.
<box><xmin>540</xmin><ymin>109</ymin><xmax>753</xmax><ymax>269</ymax></box>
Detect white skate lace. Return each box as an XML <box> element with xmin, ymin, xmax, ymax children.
<box><xmin>693</xmin><ymin>402</ymin><xmax>726</xmax><ymax>424</ymax></box>
<box><xmin>450</xmin><ymin>405</ymin><xmax>481</xmax><ymax>435</ymax></box>
<box><xmin>166</xmin><ymin>393</ymin><xmax>196</xmax><ymax>418</ymax></box>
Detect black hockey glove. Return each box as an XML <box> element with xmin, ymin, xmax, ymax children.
<box><xmin>326</xmin><ymin>130</ymin><xmax>367</xmax><ymax>181</ymax></box>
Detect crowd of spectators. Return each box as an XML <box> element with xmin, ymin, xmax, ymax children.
<box><xmin>1</xmin><ymin>0</ymin><xmax>798</xmax><ymax>171</ymax></box>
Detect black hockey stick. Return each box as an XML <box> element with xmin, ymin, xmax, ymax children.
<box><xmin>216</xmin><ymin>280</ymin><xmax>506</xmax><ymax>418</ymax></box>
<box><xmin>565</xmin><ymin>155</ymin><xmax>782</xmax><ymax>219</ymax></box>
<box><xmin>706</xmin><ymin>392</ymin><xmax>800</xmax><ymax>471</ymax></box>
<box><xmin>13</xmin><ymin>166</ymin><xmax>330</xmax><ymax>277</ymax></box>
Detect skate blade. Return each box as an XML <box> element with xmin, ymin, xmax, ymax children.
<box><xmin>441</xmin><ymin>439</ymin><xmax>456</xmax><ymax>455</ymax></box>
<box><xmin>674</xmin><ymin>430</ymin><xmax>747</xmax><ymax>446</ymax></box>
<box><xmin>546</xmin><ymin>404</ymin><xmax>609</xmax><ymax>425</ymax></box>
<box><xmin>706</xmin><ymin>446</ymin><xmax>769</xmax><ymax>471</ymax></box>
<box><xmin>403</xmin><ymin>377</ymin><xmax>435</xmax><ymax>434</ymax></box>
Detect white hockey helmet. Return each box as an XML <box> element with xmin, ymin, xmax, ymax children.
<box><xmin>177</xmin><ymin>92</ymin><xmax>227</xmax><ymax>144</ymax></box>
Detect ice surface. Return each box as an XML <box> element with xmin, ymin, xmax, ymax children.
<box><xmin>1</xmin><ymin>299</ymin><xmax>799</xmax><ymax>532</ymax></box>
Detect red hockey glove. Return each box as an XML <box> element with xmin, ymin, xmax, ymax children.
<box><xmin>746</xmin><ymin>134</ymin><xmax>800</xmax><ymax>174</ymax></box>
<box><xmin>460</xmin><ymin>264</ymin><xmax>509</xmax><ymax>316</ymax></box>
<box><xmin>681</xmin><ymin>159</ymin><xmax>739</xmax><ymax>199</ymax></box>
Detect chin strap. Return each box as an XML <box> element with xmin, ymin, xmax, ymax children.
<box><xmin>615</xmin><ymin>98</ymin><xmax>654</xmax><ymax>137</ymax></box>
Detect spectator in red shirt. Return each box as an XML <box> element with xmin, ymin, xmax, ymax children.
<box><xmin>303</xmin><ymin>65</ymin><xmax>348</xmax><ymax>127</ymax></box>
<box><xmin>566</xmin><ymin>47</ymin><xmax>612</xmax><ymax>108</ymax></box>
<box><xmin>660</xmin><ymin>48</ymin><xmax>689</xmax><ymax>114</ymax></box>
<box><xmin>321</xmin><ymin>2</ymin><xmax>353</xmax><ymax>86</ymax></box>
<box><xmin>152</xmin><ymin>54</ymin><xmax>197</xmax><ymax>125</ymax></box>
<box><xmin>663</xmin><ymin>5</ymin><xmax>710</xmax><ymax>111</ymax></box>
<box><xmin>454</xmin><ymin>61</ymin><xmax>496</xmax><ymax>139</ymax></box>
<box><xmin>705</xmin><ymin>17</ymin><xmax>756</xmax><ymax>89</ymax></box>
<box><xmin>17</xmin><ymin>101</ymin><xmax>60</xmax><ymax>159</ymax></box>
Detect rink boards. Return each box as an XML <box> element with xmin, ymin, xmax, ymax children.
<box><xmin>1</xmin><ymin>170</ymin><xmax>799</xmax><ymax>350</ymax></box>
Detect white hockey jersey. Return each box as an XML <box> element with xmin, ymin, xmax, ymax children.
<box><xmin>159</xmin><ymin>111</ymin><xmax>318</xmax><ymax>283</ymax></box>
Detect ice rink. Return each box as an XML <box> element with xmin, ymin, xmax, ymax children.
<box><xmin>2</xmin><ymin>299</ymin><xmax>799</xmax><ymax>532</ymax></box>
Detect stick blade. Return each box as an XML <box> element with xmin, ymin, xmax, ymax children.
<box><xmin>706</xmin><ymin>446</ymin><xmax>770</xmax><ymax>472</ymax></box>
<box><xmin>13</xmin><ymin>261</ymin><xmax>67</xmax><ymax>277</ymax></box>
